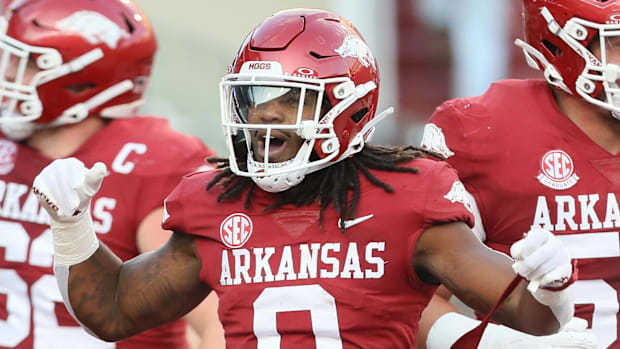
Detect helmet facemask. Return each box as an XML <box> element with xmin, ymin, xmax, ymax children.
<box><xmin>0</xmin><ymin>16</ymin><xmax>109</xmax><ymax>140</ymax></box>
<box><xmin>0</xmin><ymin>17</ymin><xmax>63</xmax><ymax>135</ymax></box>
<box><xmin>517</xmin><ymin>6</ymin><xmax>620</xmax><ymax>119</ymax></box>
<box><xmin>220</xmin><ymin>61</ymin><xmax>381</xmax><ymax>193</ymax></box>
<box><xmin>565</xmin><ymin>14</ymin><xmax>620</xmax><ymax>119</ymax></box>
<box><xmin>588</xmin><ymin>33</ymin><xmax>620</xmax><ymax>120</ymax></box>
<box><xmin>221</xmin><ymin>71</ymin><xmax>339</xmax><ymax>192</ymax></box>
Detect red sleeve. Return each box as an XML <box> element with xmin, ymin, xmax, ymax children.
<box><xmin>424</xmin><ymin>94</ymin><xmax>503</xmax><ymax>177</ymax></box>
<box><xmin>423</xmin><ymin>97</ymin><xmax>498</xmax><ymax>235</ymax></box>
<box><xmin>162</xmin><ymin>175</ymin><xmax>189</xmax><ymax>233</ymax></box>
<box><xmin>134</xmin><ymin>138</ymin><xmax>215</xmax><ymax>226</ymax></box>
<box><xmin>404</xmin><ymin>160</ymin><xmax>475</xmax><ymax>288</ymax></box>
<box><xmin>421</xmin><ymin>161</ymin><xmax>475</xmax><ymax>229</ymax></box>
<box><xmin>425</xmin><ymin>100</ymin><xmax>471</xmax><ymax>159</ymax></box>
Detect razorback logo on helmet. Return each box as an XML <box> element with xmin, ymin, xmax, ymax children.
<box><xmin>0</xmin><ymin>139</ymin><xmax>17</xmax><ymax>175</ymax></box>
<box><xmin>220</xmin><ymin>213</ymin><xmax>253</xmax><ymax>248</ymax></box>
<box><xmin>335</xmin><ymin>35</ymin><xmax>374</xmax><ymax>68</ymax></box>
<box><xmin>55</xmin><ymin>10</ymin><xmax>129</xmax><ymax>49</ymax></box>
<box><xmin>443</xmin><ymin>180</ymin><xmax>473</xmax><ymax>213</ymax></box>
<box><xmin>420</xmin><ymin>123</ymin><xmax>455</xmax><ymax>159</ymax></box>
<box><xmin>537</xmin><ymin>150</ymin><xmax>580</xmax><ymax>190</ymax></box>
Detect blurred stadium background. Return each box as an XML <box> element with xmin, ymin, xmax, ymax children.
<box><xmin>134</xmin><ymin>0</ymin><xmax>536</xmax><ymax>156</ymax></box>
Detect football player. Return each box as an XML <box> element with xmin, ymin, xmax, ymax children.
<box><xmin>0</xmin><ymin>0</ymin><xmax>224</xmax><ymax>348</ymax></box>
<box><xmin>419</xmin><ymin>0</ymin><xmax>620</xmax><ymax>348</ymax></box>
<box><xmin>33</xmin><ymin>8</ymin><xmax>577</xmax><ymax>348</ymax></box>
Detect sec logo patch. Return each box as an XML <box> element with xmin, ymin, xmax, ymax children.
<box><xmin>537</xmin><ymin>150</ymin><xmax>580</xmax><ymax>190</ymax></box>
<box><xmin>220</xmin><ymin>213</ymin><xmax>253</xmax><ymax>248</ymax></box>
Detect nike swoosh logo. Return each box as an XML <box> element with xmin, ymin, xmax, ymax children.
<box><xmin>338</xmin><ymin>214</ymin><xmax>374</xmax><ymax>229</ymax></box>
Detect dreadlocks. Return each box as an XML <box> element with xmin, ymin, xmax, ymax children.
<box><xmin>207</xmin><ymin>144</ymin><xmax>442</xmax><ymax>231</ymax></box>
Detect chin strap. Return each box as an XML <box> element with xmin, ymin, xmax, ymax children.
<box><xmin>247</xmin><ymin>142</ymin><xmax>313</xmax><ymax>193</ymax></box>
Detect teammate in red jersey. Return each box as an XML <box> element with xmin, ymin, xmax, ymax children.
<box><xmin>33</xmin><ymin>8</ymin><xmax>577</xmax><ymax>348</ymax></box>
<box><xmin>0</xmin><ymin>0</ymin><xmax>225</xmax><ymax>348</ymax></box>
<box><xmin>418</xmin><ymin>0</ymin><xmax>620</xmax><ymax>348</ymax></box>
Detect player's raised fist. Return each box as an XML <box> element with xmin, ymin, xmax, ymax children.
<box><xmin>33</xmin><ymin>158</ymin><xmax>107</xmax><ymax>222</ymax></box>
<box><xmin>511</xmin><ymin>228</ymin><xmax>576</xmax><ymax>307</ymax></box>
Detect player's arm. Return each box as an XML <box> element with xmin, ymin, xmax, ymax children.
<box><xmin>416</xmin><ymin>287</ymin><xmax>457</xmax><ymax>348</ymax></box>
<box><xmin>137</xmin><ymin>208</ymin><xmax>225</xmax><ymax>349</ymax></box>
<box><xmin>418</xmin><ymin>291</ymin><xmax>597</xmax><ymax>349</ymax></box>
<box><xmin>413</xmin><ymin>221</ymin><xmax>574</xmax><ymax>336</ymax></box>
<box><xmin>32</xmin><ymin>158</ymin><xmax>211</xmax><ymax>341</ymax></box>
<box><xmin>415</xmin><ymin>192</ymin><xmax>596</xmax><ymax>349</ymax></box>
<box><xmin>68</xmin><ymin>231</ymin><xmax>210</xmax><ymax>341</ymax></box>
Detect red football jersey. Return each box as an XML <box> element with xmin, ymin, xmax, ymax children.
<box><xmin>163</xmin><ymin>158</ymin><xmax>474</xmax><ymax>349</ymax></box>
<box><xmin>0</xmin><ymin>116</ymin><xmax>214</xmax><ymax>349</ymax></box>
<box><xmin>424</xmin><ymin>79</ymin><xmax>620</xmax><ymax>348</ymax></box>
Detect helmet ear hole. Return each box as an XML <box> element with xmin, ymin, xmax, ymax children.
<box><xmin>120</xmin><ymin>13</ymin><xmax>135</xmax><ymax>33</ymax></box>
<box><xmin>351</xmin><ymin>108</ymin><xmax>368</xmax><ymax>123</ymax></box>
<box><xmin>64</xmin><ymin>82</ymin><xmax>96</xmax><ymax>95</ymax></box>
<box><xmin>542</xmin><ymin>40</ymin><xmax>562</xmax><ymax>57</ymax></box>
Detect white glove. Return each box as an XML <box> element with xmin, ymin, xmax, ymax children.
<box><xmin>33</xmin><ymin>158</ymin><xmax>107</xmax><ymax>266</ymax></box>
<box><xmin>510</xmin><ymin>228</ymin><xmax>576</xmax><ymax>327</ymax></box>
<box><xmin>483</xmin><ymin>317</ymin><xmax>597</xmax><ymax>349</ymax></box>
<box><xmin>428</xmin><ymin>313</ymin><xmax>598</xmax><ymax>349</ymax></box>
<box><xmin>511</xmin><ymin>228</ymin><xmax>574</xmax><ymax>302</ymax></box>
<box><xmin>536</xmin><ymin>318</ymin><xmax>598</xmax><ymax>349</ymax></box>
<box><xmin>33</xmin><ymin>158</ymin><xmax>106</xmax><ymax>221</ymax></box>
<box><xmin>510</xmin><ymin>227</ymin><xmax>572</xmax><ymax>286</ymax></box>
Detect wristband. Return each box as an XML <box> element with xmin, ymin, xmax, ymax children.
<box><xmin>51</xmin><ymin>209</ymin><xmax>99</xmax><ymax>266</ymax></box>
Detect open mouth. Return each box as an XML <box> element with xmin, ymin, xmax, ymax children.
<box><xmin>254</xmin><ymin>130</ymin><xmax>290</xmax><ymax>162</ymax></box>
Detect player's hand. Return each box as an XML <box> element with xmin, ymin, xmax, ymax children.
<box><xmin>510</xmin><ymin>228</ymin><xmax>575</xmax><ymax>306</ymax></box>
<box><xmin>33</xmin><ymin>158</ymin><xmax>106</xmax><ymax>223</ymax></box>
<box><xmin>33</xmin><ymin>158</ymin><xmax>106</xmax><ymax>266</ymax></box>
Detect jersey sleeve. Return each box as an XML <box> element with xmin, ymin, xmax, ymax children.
<box><xmin>422</xmin><ymin>100</ymin><xmax>470</xmax><ymax>160</ymax></box>
<box><xmin>421</xmin><ymin>161</ymin><xmax>475</xmax><ymax>229</ymax></box>
<box><xmin>162</xmin><ymin>170</ymin><xmax>220</xmax><ymax>236</ymax></box>
<box><xmin>403</xmin><ymin>160</ymin><xmax>476</xmax><ymax>288</ymax></box>
<box><xmin>423</xmin><ymin>92</ymin><xmax>506</xmax><ymax>175</ymax></box>
<box><xmin>423</xmin><ymin>99</ymin><xmax>475</xmax><ymax>169</ymax></box>
<box><xmin>134</xmin><ymin>137</ymin><xmax>215</xmax><ymax>226</ymax></box>
<box><xmin>162</xmin><ymin>175</ymin><xmax>190</xmax><ymax>233</ymax></box>
<box><xmin>422</xmin><ymin>96</ymin><xmax>498</xmax><ymax>240</ymax></box>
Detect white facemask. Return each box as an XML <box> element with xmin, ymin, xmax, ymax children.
<box><xmin>608</xmin><ymin>81</ymin><xmax>620</xmax><ymax>120</ymax></box>
<box><xmin>246</xmin><ymin>142</ymin><xmax>313</xmax><ymax>193</ymax></box>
